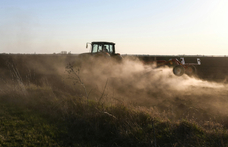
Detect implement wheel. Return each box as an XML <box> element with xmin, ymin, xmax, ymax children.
<box><xmin>185</xmin><ymin>65</ymin><xmax>197</xmax><ymax>76</ymax></box>
<box><xmin>173</xmin><ymin>65</ymin><xmax>185</xmax><ymax>76</ymax></box>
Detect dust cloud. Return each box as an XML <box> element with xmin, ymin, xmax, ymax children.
<box><xmin>1</xmin><ymin>54</ymin><xmax>228</xmax><ymax>125</ymax></box>
<box><xmin>76</xmin><ymin>56</ymin><xmax>228</xmax><ymax>124</ymax></box>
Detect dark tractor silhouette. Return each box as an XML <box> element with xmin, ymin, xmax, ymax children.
<box><xmin>79</xmin><ymin>41</ymin><xmax>122</xmax><ymax>62</ymax></box>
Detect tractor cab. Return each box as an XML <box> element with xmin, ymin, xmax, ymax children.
<box><xmin>86</xmin><ymin>41</ymin><xmax>122</xmax><ymax>61</ymax></box>
<box><xmin>87</xmin><ymin>42</ymin><xmax>116</xmax><ymax>55</ymax></box>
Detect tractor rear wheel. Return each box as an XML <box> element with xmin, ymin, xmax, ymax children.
<box><xmin>173</xmin><ymin>65</ymin><xmax>185</xmax><ymax>76</ymax></box>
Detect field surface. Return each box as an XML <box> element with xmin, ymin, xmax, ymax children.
<box><xmin>0</xmin><ymin>54</ymin><xmax>228</xmax><ymax>146</ymax></box>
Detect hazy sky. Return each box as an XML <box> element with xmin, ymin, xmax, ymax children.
<box><xmin>1</xmin><ymin>0</ymin><xmax>228</xmax><ymax>55</ymax></box>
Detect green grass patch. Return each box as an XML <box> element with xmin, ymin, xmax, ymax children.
<box><xmin>0</xmin><ymin>102</ymin><xmax>60</xmax><ymax>146</ymax></box>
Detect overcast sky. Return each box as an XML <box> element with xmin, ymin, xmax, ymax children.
<box><xmin>1</xmin><ymin>0</ymin><xmax>228</xmax><ymax>55</ymax></box>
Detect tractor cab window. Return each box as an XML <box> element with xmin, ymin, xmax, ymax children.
<box><xmin>104</xmin><ymin>44</ymin><xmax>114</xmax><ymax>54</ymax></box>
<box><xmin>92</xmin><ymin>44</ymin><xmax>102</xmax><ymax>53</ymax></box>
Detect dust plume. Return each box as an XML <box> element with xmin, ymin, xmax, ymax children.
<box><xmin>1</xmin><ymin>54</ymin><xmax>228</xmax><ymax>126</ymax></box>
<box><xmin>76</xmin><ymin>56</ymin><xmax>228</xmax><ymax>125</ymax></box>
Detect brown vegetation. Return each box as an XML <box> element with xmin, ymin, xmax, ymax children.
<box><xmin>0</xmin><ymin>54</ymin><xmax>228</xmax><ymax>146</ymax></box>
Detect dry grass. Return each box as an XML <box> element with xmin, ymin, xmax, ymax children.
<box><xmin>0</xmin><ymin>54</ymin><xmax>228</xmax><ymax>146</ymax></box>
<box><xmin>1</xmin><ymin>83</ymin><xmax>228</xmax><ymax>146</ymax></box>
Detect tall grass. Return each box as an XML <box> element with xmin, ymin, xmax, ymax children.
<box><xmin>2</xmin><ymin>83</ymin><xmax>228</xmax><ymax>146</ymax></box>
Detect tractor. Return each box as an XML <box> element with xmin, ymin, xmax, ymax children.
<box><xmin>79</xmin><ymin>41</ymin><xmax>122</xmax><ymax>62</ymax></box>
<box><xmin>79</xmin><ymin>41</ymin><xmax>201</xmax><ymax>76</ymax></box>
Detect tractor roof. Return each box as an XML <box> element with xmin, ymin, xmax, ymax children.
<box><xmin>91</xmin><ymin>41</ymin><xmax>115</xmax><ymax>45</ymax></box>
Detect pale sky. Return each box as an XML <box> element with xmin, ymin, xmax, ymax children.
<box><xmin>0</xmin><ymin>0</ymin><xmax>228</xmax><ymax>55</ymax></box>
